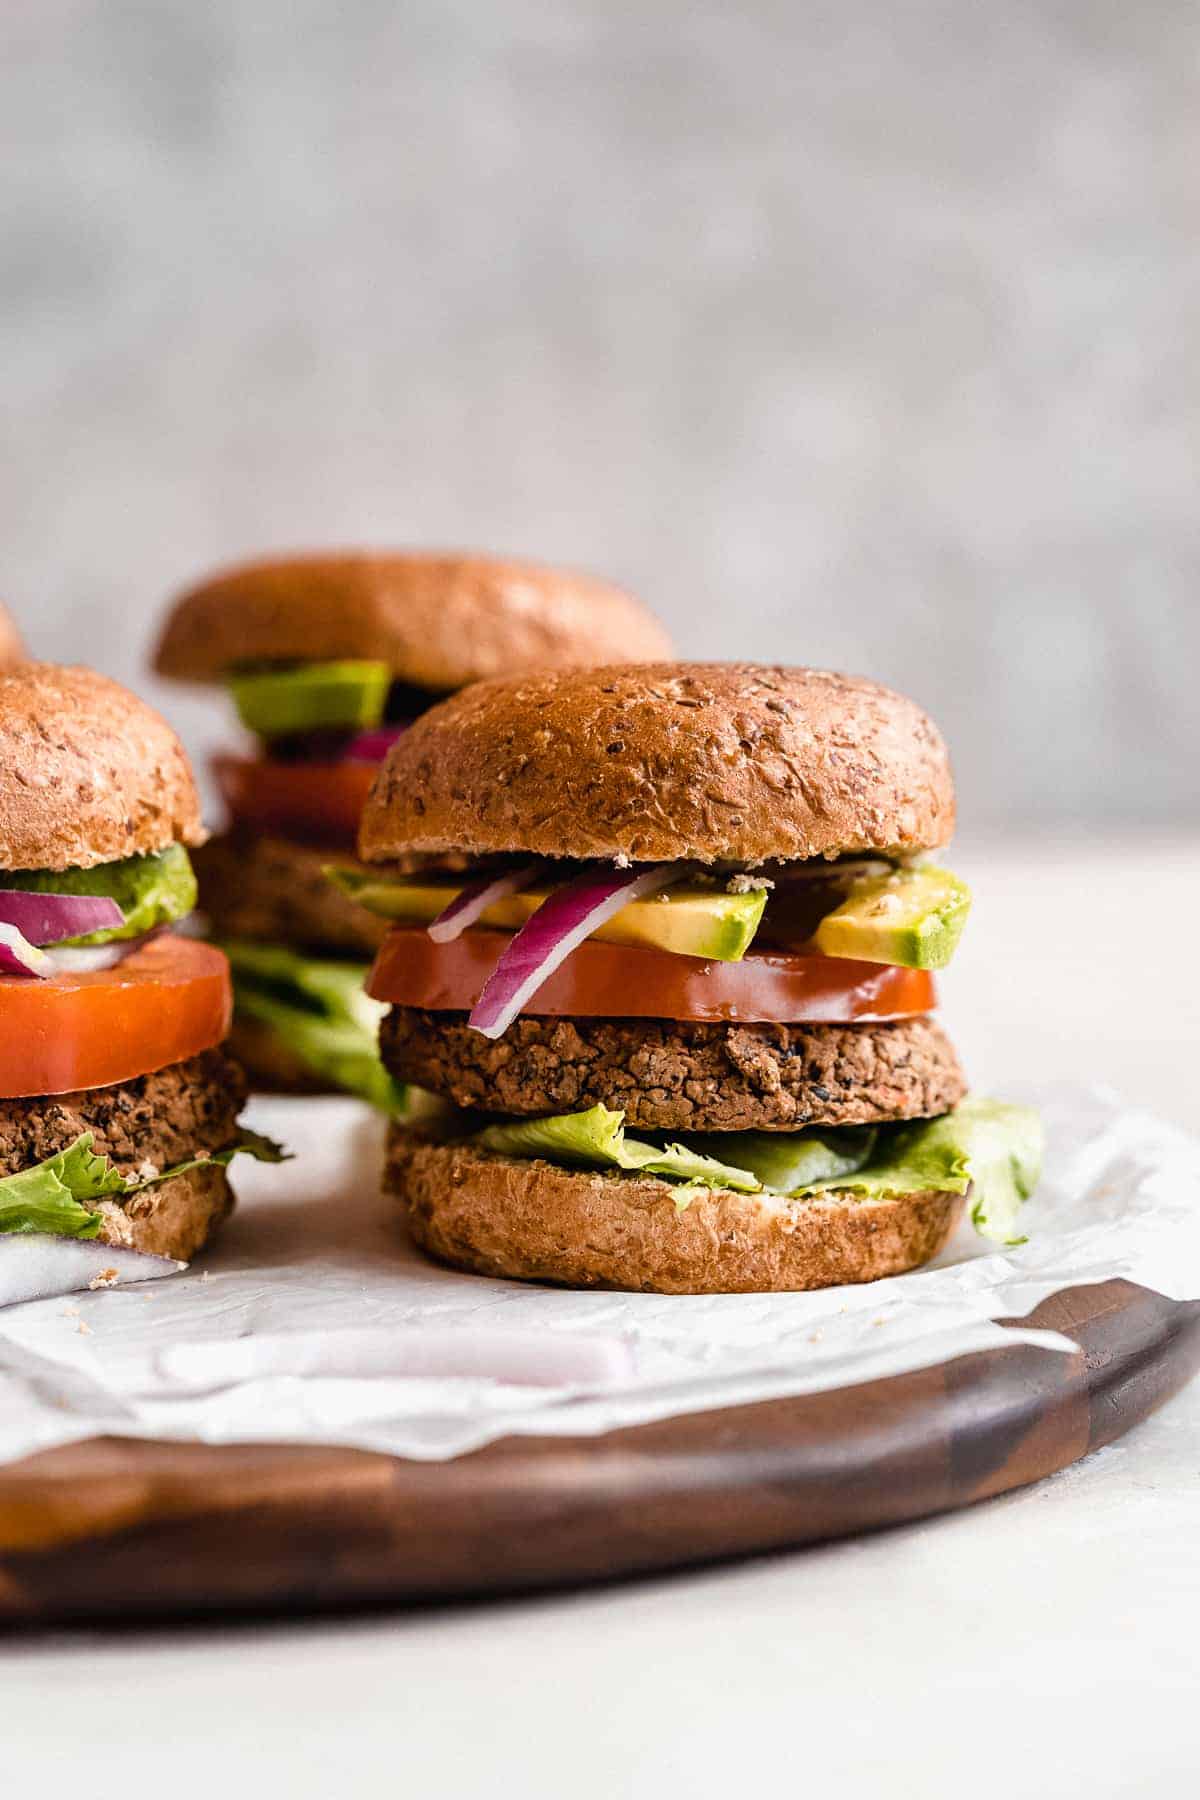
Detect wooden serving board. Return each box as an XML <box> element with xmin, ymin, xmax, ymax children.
<box><xmin>0</xmin><ymin>1278</ymin><xmax>1196</xmax><ymax>1627</ymax></box>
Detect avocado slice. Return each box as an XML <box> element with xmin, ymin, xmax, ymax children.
<box><xmin>812</xmin><ymin>865</ymin><xmax>971</xmax><ymax>969</ymax></box>
<box><xmin>228</xmin><ymin>661</ymin><xmax>391</xmax><ymax>739</ymax></box>
<box><xmin>326</xmin><ymin>870</ymin><xmax>769</xmax><ymax>963</ymax></box>
<box><xmin>0</xmin><ymin>845</ymin><xmax>198</xmax><ymax>944</ymax></box>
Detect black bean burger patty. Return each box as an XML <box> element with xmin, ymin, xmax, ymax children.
<box><xmin>380</xmin><ymin>1010</ymin><xmax>967</xmax><ymax>1134</ymax></box>
<box><xmin>194</xmin><ymin>831</ymin><xmax>389</xmax><ymax>958</ymax></box>
<box><xmin>0</xmin><ymin>1050</ymin><xmax>247</xmax><ymax>1177</ymax></box>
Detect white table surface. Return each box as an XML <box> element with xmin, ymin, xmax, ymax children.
<box><xmin>6</xmin><ymin>838</ymin><xmax>1199</xmax><ymax>1798</ymax></box>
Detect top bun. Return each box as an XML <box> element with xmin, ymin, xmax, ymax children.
<box><xmin>153</xmin><ymin>551</ymin><xmax>672</xmax><ymax>689</ymax></box>
<box><xmin>0</xmin><ymin>664</ymin><xmax>205</xmax><ymax>872</ymax></box>
<box><xmin>360</xmin><ymin>663</ymin><xmax>955</xmax><ymax>866</ymax></box>
<box><xmin>0</xmin><ymin>604</ymin><xmax>25</xmax><ymax>668</ymax></box>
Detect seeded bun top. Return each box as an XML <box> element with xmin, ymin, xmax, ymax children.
<box><xmin>360</xmin><ymin>663</ymin><xmax>955</xmax><ymax>866</ymax></box>
<box><xmin>0</xmin><ymin>604</ymin><xmax>25</xmax><ymax>667</ymax></box>
<box><xmin>0</xmin><ymin>664</ymin><xmax>205</xmax><ymax>872</ymax></box>
<box><xmin>153</xmin><ymin>551</ymin><xmax>672</xmax><ymax>689</ymax></box>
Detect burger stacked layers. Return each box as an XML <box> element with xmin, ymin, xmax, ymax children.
<box><xmin>153</xmin><ymin>553</ymin><xmax>671</xmax><ymax>1105</ymax></box>
<box><xmin>354</xmin><ymin>664</ymin><xmax>1042</xmax><ymax>1295</ymax></box>
<box><xmin>0</xmin><ymin>664</ymin><xmax>278</xmax><ymax>1285</ymax></box>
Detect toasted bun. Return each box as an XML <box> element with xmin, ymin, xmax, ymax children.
<box><xmin>0</xmin><ymin>663</ymin><xmax>205</xmax><ymax>871</ymax></box>
<box><xmin>153</xmin><ymin>551</ymin><xmax>672</xmax><ymax>688</ymax></box>
<box><xmin>361</xmin><ymin>663</ymin><xmax>954</xmax><ymax>865</ymax></box>
<box><xmin>0</xmin><ymin>603</ymin><xmax>25</xmax><ymax>667</ymax></box>
<box><xmin>95</xmin><ymin>1162</ymin><xmax>234</xmax><ymax>1263</ymax></box>
<box><xmin>387</xmin><ymin>1125</ymin><xmax>961</xmax><ymax>1294</ymax></box>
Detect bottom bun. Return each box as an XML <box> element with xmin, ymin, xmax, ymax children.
<box><xmin>386</xmin><ymin>1125</ymin><xmax>963</xmax><ymax>1295</ymax></box>
<box><xmin>94</xmin><ymin>1162</ymin><xmax>235</xmax><ymax>1263</ymax></box>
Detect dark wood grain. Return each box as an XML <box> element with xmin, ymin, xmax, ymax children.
<box><xmin>0</xmin><ymin>1279</ymin><xmax>1196</xmax><ymax>1626</ymax></box>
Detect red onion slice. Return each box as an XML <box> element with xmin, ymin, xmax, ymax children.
<box><xmin>468</xmin><ymin>863</ymin><xmax>681</xmax><ymax>1039</ymax></box>
<box><xmin>0</xmin><ymin>890</ymin><xmax>124</xmax><ymax>945</ymax></box>
<box><xmin>428</xmin><ymin>863</ymin><xmax>545</xmax><ymax>944</ymax></box>
<box><xmin>0</xmin><ymin>923</ymin><xmax>50</xmax><ymax>979</ymax></box>
<box><xmin>0</xmin><ymin>928</ymin><xmax>166</xmax><ymax>986</ymax></box>
<box><xmin>0</xmin><ymin>1235</ymin><xmax>185</xmax><ymax>1308</ymax></box>
<box><xmin>342</xmin><ymin>725</ymin><xmax>408</xmax><ymax>763</ymax></box>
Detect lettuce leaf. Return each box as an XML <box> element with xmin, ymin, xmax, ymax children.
<box><xmin>792</xmin><ymin>1099</ymin><xmax>1043</xmax><ymax>1246</ymax></box>
<box><xmin>223</xmin><ymin>939</ymin><xmax>406</xmax><ymax>1114</ymax></box>
<box><xmin>475</xmin><ymin>1104</ymin><xmax>762</xmax><ymax>1194</ymax></box>
<box><xmin>0</xmin><ymin>845</ymin><xmax>198</xmax><ymax>944</ymax></box>
<box><xmin>470</xmin><ymin>1098</ymin><xmax>1043</xmax><ymax>1244</ymax></box>
<box><xmin>686</xmin><ymin>1126</ymin><xmax>879</xmax><ymax>1192</ymax></box>
<box><xmin>0</xmin><ymin>1130</ymin><xmax>289</xmax><ymax>1240</ymax></box>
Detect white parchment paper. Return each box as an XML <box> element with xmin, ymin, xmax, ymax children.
<box><xmin>0</xmin><ymin>1084</ymin><xmax>1197</xmax><ymax>1465</ymax></box>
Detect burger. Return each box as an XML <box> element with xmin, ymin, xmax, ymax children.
<box><xmin>352</xmin><ymin>663</ymin><xmax>1042</xmax><ymax>1294</ymax></box>
<box><xmin>0</xmin><ymin>663</ymin><xmax>280</xmax><ymax>1302</ymax></box>
<box><xmin>152</xmin><ymin>552</ymin><xmax>672</xmax><ymax>1105</ymax></box>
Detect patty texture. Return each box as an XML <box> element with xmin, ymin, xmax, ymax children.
<box><xmin>195</xmin><ymin>831</ymin><xmax>389</xmax><ymax>957</ymax></box>
<box><xmin>0</xmin><ymin>1050</ymin><xmax>246</xmax><ymax>1178</ymax></box>
<box><xmin>380</xmin><ymin>1010</ymin><xmax>965</xmax><ymax>1133</ymax></box>
<box><xmin>388</xmin><ymin>1124</ymin><xmax>963</xmax><ymax>1294</ymax></box>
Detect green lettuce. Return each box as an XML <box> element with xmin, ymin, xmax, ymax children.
<box><xmin>476</xmin><ymin>1105</ymin><xmax>762</xmax><ymax>1195</ymax></box>
<box><xmin>688</xmin><ymin>1126</ymin><xmax>879</xmax><ymax>1192</ymax></box>
<box><xmin>223</xmin><ymin>939</ymin><xmax>406</xmax><ymax>1114</ymax></box>
<box><xmin>795</xmin><ymin>1099</ymin><xmax>1044</xmax><ymax>1246</ymax></box>
<box><xmin>0</xmin><ymin>845</ymin><xmax>198</xmax><ymax>944</ymax></box>
<box><xmin>0</xmin><ymin>1129</ymin><xmax>289</xmax><ymax>1240</ymax></box>
<box><xmin>471</xmin><ymin>1098</ymin><xmax>1043</xmax><ymax>1244</ymax></box>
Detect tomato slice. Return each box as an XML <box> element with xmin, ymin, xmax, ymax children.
<box><xmin>213</xmin><ymin>752</ymin><xmax>374</xmax><ymax>849</ymax></box>
<box><xmin>0</xmin><ymin>936</ymin><xmax>232</xmax><ymax>1097</ymax></box>
<box><xmin>366</xmin><ymin>927</ymin><xmax>937</xmax><ymax>1024</ymax></box>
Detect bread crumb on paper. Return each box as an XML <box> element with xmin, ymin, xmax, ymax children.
<box><xmin>89</xmin><ymin>1268</ymin><xmax>119</xmax><ymax>1290</ymax></box>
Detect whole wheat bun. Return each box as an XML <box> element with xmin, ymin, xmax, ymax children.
<box><xmin>0</xmin><ymin>603</ymin><xmax>25</xmax><ymax>667</ymax></box>
<box><xmin>0</xmin><ymin>663</ymin><xmax>205</xmax><ymax>872</ymax></box>
<box><xmin>361</xmin><ymin>663</ymin><xmax>954</xmax><ymax>866</ymax></box>
<box><xmin>387</xmin><ymin>1125</ymin><xmax>961</xmax><ymax>1295</ymax></box>
<box><xmin>94</xmin><ymin>1161</ymin><xmax>234</xmax><ymax>1263</ymax></box>
<box><xmin>153</xmin><ymin>551</ymin><xmax>672</xmax><ymax>689</ymax></box>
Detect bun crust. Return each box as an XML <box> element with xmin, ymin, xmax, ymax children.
<box><xmin>154</xmin><ymin>551</ymin><xmax>672</xmax><ymax>688</ymax></box>
<box><xmin>387</xmin><ymin>1125</ymin><xmax>962</xmax><ymax>1295</ymax></box>
<box><xmin>361</xmin><ymin>663</ymin><xmax>955</xmax><ymax>865</ymax></box>
<box><xmin>0</xmin><ymin>663</ymin><xmax>205</xmax><ymax>871</ymax></box>
<box><xmin>0</xmin><ymin>603</ymin><xmax>25</xmax><ymax>667</ymax></box>
<box><xmin>95</xmin><ymin>1161</ymin><xmax>234</xmax><ymax>1263</ymax></box>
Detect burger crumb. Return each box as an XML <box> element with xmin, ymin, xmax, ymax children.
<box><xmin>76</xmin><ymin>1319</ymin><xmax>92</xmax><ymax>1336</ymax></box>
<box><xmin>89</xmin><ymin>1268</ymin><xmax>120</xmax><ymax>1289</ymax></box>
<box><xmin>726</xmin><ymin>872</ymin><xmax>773</xmax><ymax>892</ymax></box>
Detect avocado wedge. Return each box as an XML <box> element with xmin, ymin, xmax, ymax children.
<box><xmin>812</xmin><ymin>865</ymin><xmax>971</xmax><ymax>970</ymax></box>
<box><xmin>326</xmin><ymin>870</ymin><xmax>768</xmax><ymax>963</ymax></box>
<box><xmin>229</xmin><ymin>661</ymin><xmax>391</xmax><ymax>738</ymax></box>
<box><xmin>0</xmin><ymin>845</ymin><xmax>198</xmax><ymax>945</ymax></box>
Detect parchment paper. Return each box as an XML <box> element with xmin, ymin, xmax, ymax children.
<box><xmin>0</xmin><ymin>1083</ymin><xmax>1196</xmax><ymax>1464</ymax></box>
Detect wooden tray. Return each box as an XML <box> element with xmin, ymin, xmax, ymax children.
<box><xmin>1</xmin><ymin>1277</ymin><xmax>1196</xmax><ymax>1627</ymax></box>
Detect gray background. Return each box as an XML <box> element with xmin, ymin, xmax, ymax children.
<box><xmin>2</xmin><ymin>1</ymin><xmax>1196</xmax><ymax>829</ymax></box>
